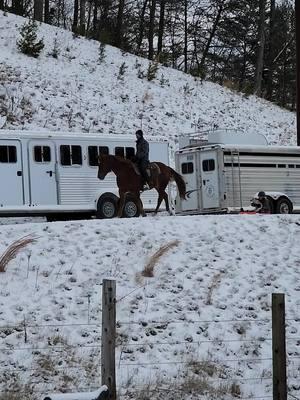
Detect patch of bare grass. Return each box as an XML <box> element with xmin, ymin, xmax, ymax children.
<box><xmin>141</xmin><ymin>240</ymin><xmax>180</xmax><ymax>278</ymax></box>
<box><xmin>0</xmin><ymin>234</ymin><xmax>38</xmax><ymax>272</ymax></box>
<box><xmin>206</xmin><ymin>272</ymin><xmax>223</xmax><ymax>305</ymax></box>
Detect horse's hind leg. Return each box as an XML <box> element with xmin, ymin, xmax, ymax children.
<box><xmin>137</xmin><ymin>196</ymin><xmax>146</xmax><ymax>217</ymax></box>
<box><xmin>162</xmin><ymin>191</ymin><xmax>172</xmax><ymax>215</ymax></box>
<box><xmin>154</xmin><ymin>191</ymin><xmax>164</xmax><ymax>214</ymax></box>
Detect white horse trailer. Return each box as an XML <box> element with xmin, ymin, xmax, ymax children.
<box><xmin>0</xmin><ymin>130</ymin><xmax>169</xmax><ymax>219</ymax></box>
<box><xmin>175</xmin><ymin>132</ymin><xmax>300</xmax><ymax>215</ymax></box>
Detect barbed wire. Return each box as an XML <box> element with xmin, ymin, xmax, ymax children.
<box><xmin>119</xmin><ymin>356</ymin><xmax>273</xmax><ymax>367</ymax></box>
<box><xmin>0</xmin><ymin>321</ymin><xmax>101</xmax><ymax>330</ymax></box>
<box><xmin>118</xmin><ymin>317</ymin><xmax>272</xmax><ymax>325</ymax></box>
<box><xmin>0</xmin><ymin>316</ymin><xmax>299</xmax><ymax>332</ymax></box>
<box><xmin>0</xmin><ymin>343</ymin><xmax>102</xmax><ymax>351</ymax></box>
<box><xmin>120</xmin><ymin>337</ymin><xmax>272</xmax><ymax>347</ymax></box>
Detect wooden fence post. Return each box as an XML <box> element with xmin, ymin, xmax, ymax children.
<box><xmin>101</xmin><ymin>279</ymin><xmax>116</xmax><ymax>400</ymax></box>
<box><xmin>272</xmin><ymin>293</ymin><xmax>287</xmax><ymax>400</ymax></box>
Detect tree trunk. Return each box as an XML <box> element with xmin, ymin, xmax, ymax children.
<box><xmin>148</xmin><ymin>0</ymin><xmax>157</xmax><ymax>60</ymax></box>
<box><xmin>254</xmin><ymin>0</ymin><xmax>266</xmax><ymax>96</ymax></box>
<box><xmin>93</xmin><ymin>0</ymin><xmax>98</xmax><ymax>38</ymax></box>
<box><xmin>184</xmin><ymin>0</ymin><xmax>188</xmax><ymax>73</ymax></box>
<box><xmin>44</xmin><ymin>0</ymin><xmax>50</xmax><ymax>22</ymax></box>
<box><xmin>34</xmin><ymin>0</ymin><xmax>43</xmax><ymax>21</ymax></box>
<box><xmin>115</xmin><ymin>0</ymin><xmax>125</xmax><ymax>47</ymax></box>
<box><xmin>137</xmin><ymin>0</ymin><xmax>148</xmax><ymax>51</ymax></box>
<box><xmin>199</xmin><ymin>2</ymin><xmax>223</xmax><ymax>79</ymax></box>
<box><xmin>79</xmin><ymin>0</ymin><xmax>86</xmax><ymax>35</ymax></box>
<box><xmin>72</xmin><ymin>0</ymin><xmax>79</xmax><ymax>32</ymax></box>
<box><xmin>12</xmin><ymin>0</ymin><xmax>23</xmax><ymax>15</ymax></box>
<box><xmin>86</xmin><ymin>0</ymin><xmax>92</xmax><ymax>33</ymax></box>
<box><xmin>0</xmin><ymin>0</ymin><xmax>4</xmax><ymax>10</ymax></box>
<box><xmin>266</xmin><ymin>0</ymin><xmax>275</xmax><ymax>100</ymax></box>
<box><xmin>157</xmin><ymin>0</ymin><xmax>166</xmax><ymax>57</ymax></box>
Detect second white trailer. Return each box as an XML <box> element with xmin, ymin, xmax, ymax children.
<box><xmin>175</xmin><ymin>140</ymin><xmax>300</xmax><ymax>214</ymax></box>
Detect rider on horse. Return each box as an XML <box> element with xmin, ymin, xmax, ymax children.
<box><xmin>135</xmin><ymin>130</ymin><xmax>150</xmax><ymax>191</ymax></box>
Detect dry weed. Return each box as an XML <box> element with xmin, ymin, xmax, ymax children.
<box><xmin>141</xmin><ymin>239</ymin><xmax>180</xmax><ymax>278</ymax></box>
<box><xmin>0</xmin><ymin>234</ymin><xmax>38</xmax><ymax>273</ymax></box>
<box><xmin>206</xmin><ymin>272</ymin><xmax>222</xmax><ymax>305</ymax></box>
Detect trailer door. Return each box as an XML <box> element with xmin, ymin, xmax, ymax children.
<box><xmin>200</xmin><ymin>150</ymin><xmax>220</xmax><ymax>209</ymax></box>
<box><xmin>178</xmin><ymin>153</ymin><xmax>199</xmax><ymax>211</ymax></box>
<box><xmin>28</xmin><ymin>141</ymin><xmax>58</xmax><ymax>205</ymax></box>
<box><xmin>0</xmin><ymin>140</ymin><xmax>24</xmax><ymax>205</ymax></box>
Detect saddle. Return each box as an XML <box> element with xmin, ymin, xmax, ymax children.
<box><xmin>133</xmin><ymin>162</ymin><xmax>160</xmax><ymax>185</ymax></box>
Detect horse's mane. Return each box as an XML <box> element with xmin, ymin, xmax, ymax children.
<box><xmin>111</xmin><ymin>155</ymin><xmax>135</xmax><ymax>170</ymax></box>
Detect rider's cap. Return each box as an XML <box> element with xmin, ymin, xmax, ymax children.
<box><xmin>136</xmin><ymin>130</ymin><xmax>143</xmax><ymax>137</ymax></box>
<box><xmin>258</xmin><ymin>191</ymin><xmax>265</xmax><ymax>198</ymax></box>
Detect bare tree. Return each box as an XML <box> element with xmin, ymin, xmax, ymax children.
<box><xmin>184</xmin><ymin>0</ymin><xmax>188</xmax><ymax>72</ymax></box>
<box><xmin>199</xmin><ymin>0</ymin><xmax>224</xmax><ymax>78</ymax></box>
<box><xmin>80</xmin><ymin>0</ymin><xmax>86</xmax><ymax>34</ymax></box>
<box><xmin>255</xmin><ymin>0</ymin><xmax>266</xmax><ymax>96</ymax></box>
<box><xmin>137</xmin><ymin>0</ymin><xmax>148</xmax><ymax>52</ymax></box>
<box><xmin>157</xmin><ymin>0</ymin><xmax>166</xmax><ymax>57</ymax></box>
<box><xmin>115</xmin><ymin>0</ymin><xmax>125</xmax><ymax>47</ymax></box>
<box><xmin>148</xmin><ymin>0</ymin><xmax>157</xmax><ymax>59</ymax></box>
<box><xmin>72</xmin><ymin>0</ymin><xmax>79</xmax><ymax>32</ymax></box>
<box><xmin>34</xmin><ymin>0</ymin><xmax>43</xmax><ymax>20</ymax></box>
<box><xmin>266</xmin><ymin>0</ymin><xmax>275</xmax><ymax>100</ymax></box>
<box><xmin>44</xmin><ymin>0</ymin><xmax>50</xmax><ymax>22</ymax></box>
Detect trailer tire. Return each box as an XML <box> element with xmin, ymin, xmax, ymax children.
<box><xmin>96</xmin><ymin>194</ymin><xmax>118</xmax><ymax>219</ymax></box>
<box><xmin>275</xmin><ymin>197</ymin><xmax>293</xmax><ymax>214</ymax></box>
<box><xmin>123</xmin><ymin>196</ymin><xmax>140</xmax><ymax>218</ymax></box>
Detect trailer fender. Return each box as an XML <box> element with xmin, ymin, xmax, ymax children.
<box><xmin>254</xmin><ymin>191</ymin><xmax>293</xmax><ymax>214</ymax></box>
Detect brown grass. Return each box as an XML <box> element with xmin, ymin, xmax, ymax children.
<box><xmin>141</xmin><ymin>240</ymin><xmax>180</xmax><ymax>278</ymax></box>
<box><xmin>0</xmin><ymin>234</ymin><xmax>38</xmax><ymax>272</ymax></box>
<box><xmin>206</xmin><ymin>272</ymin><xmax>222</xmax><ymax>305</ymax></box>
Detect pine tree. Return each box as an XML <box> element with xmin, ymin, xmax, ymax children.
<box><xmin>17</xmin><ymin>20</ymin><xmax>44</xmax><ymax>58</ymax></box>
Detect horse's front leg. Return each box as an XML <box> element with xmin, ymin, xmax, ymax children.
<box><xmin>117</xmin><ymin>192</ymin><xmax>126</xmax><ymax>218</ymax></box>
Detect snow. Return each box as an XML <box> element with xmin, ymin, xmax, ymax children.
<box><xmin>43</xmin><ymin>385</ymin><xmax>108</xmax><ymax>400</ymax></box>
<box><xmin>0</xmin><ymin>9</ymin><xmax>299</xmax><ymax>400</ymax></box>
<box><xmin>0</xmin><ymin>214</ymin><xmax>300</xmax><ymax>399</ymax></box>
<box><xmin>0</xmin><ymin>11</ymin><xmax>296</xmax><ymax>149</ymax></box>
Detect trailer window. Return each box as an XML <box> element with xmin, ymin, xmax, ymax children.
<box><xmin>88</xmin><ymin>146</ymin><xmax>109</xmax><ymax>166</ymax></box>
<box><xmin>0</xmin><ymin>146</ymin><xmax>17</xmax><ymax>163</ymax></box>
<box><xmin>181</xmin><ymin>162</ymin><xmax>194</xmax><ymax>174</ymax></box>
<box><xmin>34</xmin><ymin>146</ymin><xmax>51</xmax><ymax>163</ymax></box>
<box><xmin>60</xmin><ymin>145</ymin><xmax>82</xmax><ymax>166</ymax></box>
<box><xmin>115</xmin><ymin>147</ymin><xmax>125</xmax><ymax>157</ymax></box>
<box><xmin>125</xmin><ymin>147</ymin><xmax>135</xmax><ymax>159</ymax></box>
<box><xmin>202</xmin><ymin>159</ymin><xmax>215</xmax><ymax>172</ymax></box>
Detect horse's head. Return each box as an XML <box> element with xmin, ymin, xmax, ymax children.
<box><xmin>97</xmin><ymin>154</ymin><xmax>112</xmax><ymax>180</ymax></box>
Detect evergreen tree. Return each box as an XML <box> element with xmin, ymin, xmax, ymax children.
<box><xmin>17</xmin><ymin>20</ymin><xmax>44</xmax><ymax>58</ymax></box>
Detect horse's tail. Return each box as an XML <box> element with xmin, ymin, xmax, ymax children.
<box><xmin>170</xmin><ymin>168</ymin><xmax>186</xmax><ymax>200</ymax></box>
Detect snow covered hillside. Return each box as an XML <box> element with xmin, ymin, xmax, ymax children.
<box><xmin>0</xmin><ymin>11</ymin><xmax>296</xmax><ymax>147</ymax></box>
<box><xmin>1</xmin><ymin>215</ymin><xmax>300</xmax><ymax>400</ymax></box>
<box><xmin>1</xmin><ymin>10</ymin><xmax>300</xmax><ymax>400</ymax></box>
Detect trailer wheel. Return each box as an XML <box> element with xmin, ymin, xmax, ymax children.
<box><xmin>275</xmin><ymin>197</ymin><xmax>293</xmax><ymax>214</ymax></box>
<box><xmin>123</xmin><ymin>197</ymin><xmax>140</xmax><ymax>218</ymax></box>
<box><xmin>96</xmin><ymin>195</ymin><xmax>118</xmax><ymax>219</ymax></box>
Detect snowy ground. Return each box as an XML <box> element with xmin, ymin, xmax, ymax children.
<box><xmin>1</xmin><ymin>214</ymin><xmax>300</xmax><ymax>399</ymax></box>
<box><xmin>0</xmin><ymin>9</ymin><xmax>299</xmax><ymax>400</ymax></box>
<box><xmin>0</xmin><ymin>11</ymin><xmax>296</xmax><ymax>148</ymax></box>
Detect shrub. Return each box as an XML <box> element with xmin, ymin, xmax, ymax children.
<box><xmin>17</xmin><ymin>20</ymin><xmax>44</xmax><ymax>58</ymax></box>
<box><xmin>147</xmin><ymin>61</ymin><xmax>159</xmax><ymax>81</ymax></box>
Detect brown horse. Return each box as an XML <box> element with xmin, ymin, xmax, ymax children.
<box><xmin>97</xmin><ymin>154</ymin><xmax>186</xmax><ymax>217</ymax></box>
